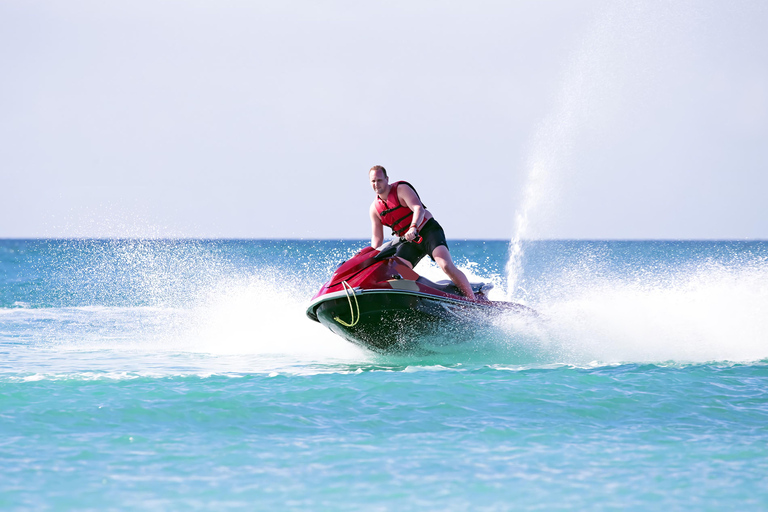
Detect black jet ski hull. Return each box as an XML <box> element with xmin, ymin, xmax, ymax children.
<box><xmin>307</xmin><ymin>289</ymin><xmax>529</xmax><ymax>354</ymax></box>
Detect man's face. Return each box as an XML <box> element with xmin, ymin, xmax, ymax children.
<box><xmin>370</xmin><ymin>169</ymin><xmax>388</xmax><ymax>195</ymax></box>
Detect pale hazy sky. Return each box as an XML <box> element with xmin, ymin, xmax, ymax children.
<box><xmin>2</xmin><ymin>0</ymin><xmax>766</xmax><ymax>239</ymax></box>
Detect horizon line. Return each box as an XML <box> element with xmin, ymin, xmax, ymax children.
<box><xmin>1</xmin><ymin>237</ymin><xmax>767</xmax><ymax>243</ymax></box>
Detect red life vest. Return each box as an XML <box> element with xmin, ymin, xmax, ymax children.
<box><xmin>375</xmin><ymin>181</ymin><xmax>427</xmax><ymax>236</ymax></box>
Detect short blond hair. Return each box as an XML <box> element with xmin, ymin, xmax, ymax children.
<box><xmin>369</xmin><ymin>165</ymin><xmax>387</xmax><ymax>178</ymax></box>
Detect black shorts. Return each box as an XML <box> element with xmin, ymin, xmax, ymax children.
<box><xmin>395</xmin><ymin>218</ymin><xmax>449</xmax><ymax>267</ymax></box>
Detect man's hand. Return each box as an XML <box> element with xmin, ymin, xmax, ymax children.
<box><xmin>404</xmin><ymin>226</ymin><xmax>418</xmax><ymax>242</ymax></box>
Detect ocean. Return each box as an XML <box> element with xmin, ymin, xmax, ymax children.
<box><xmin>1</xmin><ymin>239</ymin><xmax>767</xmax><ymax>510</ymax></box>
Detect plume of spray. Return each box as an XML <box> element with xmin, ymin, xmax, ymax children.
<box><xmin>505</xmin><ymin>26</ymin><xmax>596</xmax><ymax>299</ymax></box>
<box><xmin>506</xmin><ymin>0</ymin><xmax>699</xmax><ymax>300</ymax></box>
<box><xmin>506</xmin><ymin>140</ymin><xmax>567</xmax><ymax>300</ymax></box>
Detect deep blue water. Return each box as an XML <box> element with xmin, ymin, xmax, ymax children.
<box><xmin>1</xmin><ymin>239</ymin><xmax>768</xmax><ymax>510</ymax></box>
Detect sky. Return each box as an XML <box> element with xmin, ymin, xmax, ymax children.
<box><xmin>1</xmin><ymin>0</ymin><xmax>766</xmax><ymax>239</ymax></box>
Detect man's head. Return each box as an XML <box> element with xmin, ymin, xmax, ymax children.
<box><xmin>369</xmin><ymin>165</ymin><xmax>389</xmax><ymax>196</ymax></box>
<box><xmin>370</xmin><ymin>165</ymin><xmax>387</xmax><ymax>178</ymax></box>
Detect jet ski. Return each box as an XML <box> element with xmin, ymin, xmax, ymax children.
<box><xmin>306</xmin><ymin>238</ymin><xmax>535</xmax><ymax>353</ymax></box>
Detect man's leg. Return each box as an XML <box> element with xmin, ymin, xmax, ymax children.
<box><xmin>395</xmin><ymin>242</ymin><xmax>425</xmax><ymax>269</ymax></box>
<box><xmin>432</xmin><ymin>245</ymin><xmax>475</xmax><ymax>300</ymax></box>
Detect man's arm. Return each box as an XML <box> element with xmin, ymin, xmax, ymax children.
<box><xmin>397</xmin><ymin>185</ymin><xmax>424</xmax><ymax>242</ymax></box>
<box><xmin>370</xmin><ymin>202</ymin><xmax>384</xmax><ymax>248</ymax></box>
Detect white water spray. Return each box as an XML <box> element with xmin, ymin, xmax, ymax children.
<box><xmin>506</xmin><ymin>0</ymin><xmax>699</xmax><ymax>299</ymax></box>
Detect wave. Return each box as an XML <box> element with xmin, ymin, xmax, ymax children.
<box><xmin>526</xmin><ymin>258</ymin><xmax>768</xmax><ymax>364</ymax></box>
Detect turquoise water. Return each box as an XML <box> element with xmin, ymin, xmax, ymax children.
<box><xmin>2</xmin><ymin>239</ymin><xmax>768</xmax><ymax>510</ymax></box>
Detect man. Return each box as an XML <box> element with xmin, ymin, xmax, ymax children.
<box><xmin>368</xmin><ymin>165</ymin><xmax>476</xmax><ymax>300</ymax></box>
